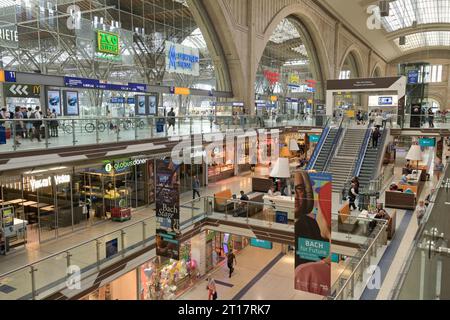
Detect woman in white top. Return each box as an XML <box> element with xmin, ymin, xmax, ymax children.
<box><xmin>415</xmin><ymin>200</ymin><xmax>426</xmax><ymax>225</ymax></box>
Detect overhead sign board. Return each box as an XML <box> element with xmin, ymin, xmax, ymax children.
<box><xmin>97</xmin><ymin>30</ymin><xmax>120</xmax><ymax>55</ymax></box>
<box><xmin>4</xmin><ymin>83</ymin><xmax>41</xmax><ymax>98</ymax></box>
<box><xmin>0</xmin><ymin>24</ymin><xmax>19</xmax><ymax>49</ymax></box>
<box><xmin>64</xmin><ymin>76</ymin><xmax>146</xmax><ymax>92</ymax></box>
<box><xmin>64</xmin><ymin>77</ymin><xmax>99</xmax><ymax>89</ymax></box>
<box><xmin>165</xmin><ymin>41</ymin><xmax>200</xmax><ymax>76</ymax></box>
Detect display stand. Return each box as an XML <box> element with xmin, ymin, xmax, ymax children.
<box><xmin>111</xmin><ymin>207</ymin><xmax>131</xmax><ymax>222</ymax></box>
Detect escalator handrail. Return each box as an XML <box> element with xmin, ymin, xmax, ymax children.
<box><xmin>323</xmin><ymin>118</ymin><xmax>345</xmax><ymax>171</ymax></box>
<box><xmin>368</xmin><ymin>128</ymin><xmax>389</xmax><ymax>181</ymax></box>
<box><xmin>305</xmin><ymin>126</ymin><xmax>330</xmax><ymax>170</ymax></box>
<box><xmin>353</xmin><ymin>124</ymin><xmax>372</xmax><ymax>177</ymax></box>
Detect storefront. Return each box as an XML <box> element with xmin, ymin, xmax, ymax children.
<box><xmin>0</xmin><ymin>156</ymin><xmax>156</xmax><ymax>246</ymax></box>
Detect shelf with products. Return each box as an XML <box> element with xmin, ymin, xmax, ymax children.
<box><xmin>208</xmin><ymin>146</ymin><xmax>235</xmax><ymax>183</ymax></box>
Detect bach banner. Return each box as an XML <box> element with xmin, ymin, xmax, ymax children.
<box><xmin>155</xmin><ymin>159</ymin><xmax>181</xmax><ymax>234</ymax></box>
<box><xmin>294</xmin><ymin>171</ymin><xmax>332</xmax><ymax>297</ymax></box>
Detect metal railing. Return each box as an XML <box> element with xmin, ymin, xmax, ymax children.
<box><xmin>323</xmin><ymin>118</ymin><xmax>345</xmax><ymax>171</ymax></box>
<box><xmin>0</xmin><ymin>114</ymin><xmax>332</xmax><ymax>153</ymax></box>
<box><xmin>305</xmin><ymin>126</ymin><xmax>330</xmax><ymax>170</ymax></box>
<box><xmin>353</xmin><ymin>126</ymin><xmax>372</xmax><ymax>178</ymax></box>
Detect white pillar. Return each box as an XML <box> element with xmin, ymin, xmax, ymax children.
<box><xmin>191</xmin><ymin>232</ymin><xmax>206</xmax><ymax>277</ymax></box>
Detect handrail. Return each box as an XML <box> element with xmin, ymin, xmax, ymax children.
<box><xmin>369</xmin><ymin>128</ymin><xmax>389</xmax><ymax>182</ymax></box>
<box><xmin>390</xmin><ymin>162</ymin><xmax>450</xmax><ymax>300</ymax></box>
<box><xmin>323</xmin><ymin>118</ymin><xmax>345</xmax><ymax>171</ymax></box>
<box><xmin>332</xmin><ymin>218</ymin><xmax>388</xmax><ymax>300</ymax></box>
<box><xmin>354</xmin><ymin>126</ymin><xmax>372</xmax><ymax>178</ymax></box>
<box><xmin>305</xmin><ymin>126</ymin><xmax>330</xmax><ymax>171</ymax></box>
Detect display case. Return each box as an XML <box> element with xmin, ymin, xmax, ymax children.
<box><xmin>208</xmin><ymin>146</ymin><xmax>235</xmax><ymax>183</ymax></box>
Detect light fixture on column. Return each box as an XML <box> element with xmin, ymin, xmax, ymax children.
<box><xmin>289</xmin><ymin>139</ymin><xmax>300</xmax><ymax>152</ymax></box>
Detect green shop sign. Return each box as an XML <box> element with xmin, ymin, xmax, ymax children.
<box><xmin>104</xmin><ymin>158</ymin><xmax>148</xmax><ymax>173</ymax></box>
<box><xmin>97</xmin><ymin>30</ymin><xmax>120</xmax><ymax>55</ymax></box>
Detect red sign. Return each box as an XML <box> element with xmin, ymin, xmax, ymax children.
<box><xmin>264</xmin><ymin>70</ymin><xmax>280</xmax><ymax>85</ymax></box>
<box><xmin>306</xmin><ymin>79</ymin><xmax>317</xmax><ymax>88</ymax></box>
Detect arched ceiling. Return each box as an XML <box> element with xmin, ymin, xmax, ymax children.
<box><xmin>321</xmin><ymin>0</ymin><xmax>450</xmax><ymax>61</ymax></box>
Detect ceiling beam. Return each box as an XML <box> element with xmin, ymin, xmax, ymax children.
<box><xmin>386</xmin><ymin>23</ymin><xmax>450</xmax><ymax>40</ymax></box>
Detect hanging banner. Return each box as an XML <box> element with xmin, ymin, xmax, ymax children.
<box><xmin>156</xmin><ymin>159</ymin><xmax>181</xmax><ymax>232</ymax></box>
<box><xmin>156</xmin><ymin>229</ymin><xmax>180</xmax><ymax>260</ymax></box>
<box><xmin>165</xmin><ymin>41</ymin><xmax>200</xmax><ymax>76</ymax></box>
<box><xmin>294</xmin><ymin>171</ymin><xmax>332</xmax><ymax>297</ymax></box>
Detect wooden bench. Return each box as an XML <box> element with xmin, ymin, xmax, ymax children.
<box><xmin>214</xmin><ymin>189</ymin><xmax>234</xmax><ymax>213</ymax></box>
<box><xmin>337</xmin><ymin>203</ymin><xmax>358</xmax><ymax>233</ymax></box>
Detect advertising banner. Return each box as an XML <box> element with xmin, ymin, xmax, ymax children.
<box><xmin>294</xmin><ymin>171</ymin><xmax>332</xmax><ymax>297</ymax></box>
<box><xmin>1</xmin><ymin>207</ymin><xmax>14</xmax><ymax>237</ymax></box>
<box><xmin>149</xmin><ymin>94</ymin><xmax>158</xmax><ymax>115</ymax></box>
<box><xmin>136</xmin><ymin>95</ymin><xmax>147</xmax><ymax>115</ymax></box>
<box><xmin>156</xmin><ymin>159</ymin><xmax>181</xmax><ymax>234</ymax></box>
<box><xmin>65</xmin><ymin>91</ymin><xmax>79</xmax><ymax>116</ymax></box>
<box><xmin>165</xmin><ymin>41</ymin><xmax>200</xmax><ymax>76</ymax></box>
<box><xmin>47</xmin><ymin>90</ymin><xmax>62</xmax><ymax>115</ymax></box>
<box><xmin>408</xmin><ymin>70</ymin><xmax>419</xmax><ymax>84</ymax></box>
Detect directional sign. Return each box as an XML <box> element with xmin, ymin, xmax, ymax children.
<box><xmin>4</xmin><ymin>70</ymin><xmax>16</xmax><ymax>83</ymax></box>
<box><xmin>4</xmin><ymin>83</ymin><xmax>41</xmax><ymax>98</ymax></box>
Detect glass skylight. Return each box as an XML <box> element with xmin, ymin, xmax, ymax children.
<box><xmin>269</xmin><ymin>19</ymin><xmax>300</xmax><ymax>44</ymax></box>
<box><xmin>181</xmin><ymin>28</ymin><xmax>207</xmax><ymax>49</ymax></box>
<box><xmin>291</xmin><ymin>44</ymin><xmax>308</xmax><ymax>57</ymax></box>
<box><xmin>395</xmin><ymin>31</ymin><xmax>450</xmax><ymax>51</ymax></box>
<box><xmin>382</xmin><ymin>0</ymin><xmax>450</xmax><ymax>32</ymax></box>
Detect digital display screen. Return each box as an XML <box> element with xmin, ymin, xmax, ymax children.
<box><xmin>47</xmin><ymin>90</ymin><xmax>62</xmax><ymax>115</ymax></box>
<box><xmin>378</xmin><ymin>97</ymin><xmax>393</xmax><ymax>105</ymax></box>
<box><xmin>65</xmin><ymin>91</ymin><xmax>79</xmax><ymax>116</ymax></box>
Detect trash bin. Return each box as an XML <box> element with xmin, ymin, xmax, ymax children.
<box><xmin>156</xmin><ymin>118</ymin><xmax>165</xmax><ymax>133</ymax></box>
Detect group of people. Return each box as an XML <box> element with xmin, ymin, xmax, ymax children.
<box><xmin>0</xmin><ymin>106</ymin><xmax>60</xmax><ymax>145</ymax></box>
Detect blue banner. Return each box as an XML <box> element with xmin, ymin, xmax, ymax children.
<box><xmin>408</xmin><ymin>70</ymin><xmax>419</xmax><ymax>84</ymax></box>
<box><xmin>64</xmin><ymin>76</ymin><xmax>99</xmax><ymax>89</ymax></box>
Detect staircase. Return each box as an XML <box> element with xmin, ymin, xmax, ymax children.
<box><xmin>312</xmin><ymin>129</ymin><xmax>339</xmax><ymax>172</ymax></box>
<box><xmin>326</xmin><ymin>128</ymin><xmax>366</xmax><ymax>192</ymax></box>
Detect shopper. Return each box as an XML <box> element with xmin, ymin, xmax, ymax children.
<box><xmin>13</xmin><ymin>106</ymin><xmax>24</xmax><ymax>145</ymax></box>
<box><xmin>415</xmin><ymin>200</ymin><xmax>427</xmax><ymax>225</ymax></box>
<box><xmin>206</xmin><ymin>277</ymin><xmax>217</xmax><ymax>300</ymax></box>
<box><xmin>50</xmin><ymin>109</ymin><xmax>59</xmax><ymax>137</ymax></box>
<box><xmin>428</xmin><ymin>108</ymin><xmax>435</xmax><ymax>128</ymax></box>
<box><xmin>348</xmin><ymin>182</ymin><xmax>358</xmax><ymax>211</ymax></box>
<box><xmin>372</xmin><ymin>127</ymin><xmax>381</xmax><ymax>148</ymax></box>
<box><xmin>227</xmin><ymin>251</ymin><xmax>236</xmax><ymax>278</ymax></box>
<box><xmin>192</xmin><ymin>176</ymin><xmax>201</xmax><ymax>200</ymax></box>
<box><xmin>374</xmin><ymin>113</ymin><xmax>383</xmax><ymax>129</ymax></box>
<box><xmin>167</xmin><ymin>107</ymin><xmax>176</xmax><ymax>133</ymax></box>
<box><xmin>434</xmin><ymin>158</ymin><xmax>444</xmax><ymax>181</ymax></box>
<box><xmin>30</xmin><ymin>106</ymin><xmax>42</xmax><ymax>142</ymax></box>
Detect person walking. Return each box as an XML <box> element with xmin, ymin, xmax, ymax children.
<box><xmin>374</xmin><ymin>113</ymin><xmax>383</xmax><ymax>129</ymax></box>
<box><xmin>348</xmin><ymin>182</ymin><xmax>358</xmax><ymax>211</ymax></box>
<box><xmin>30</xmin><ymin>106</ymin><xmax>42</xmax><ymax>142</ymax></box>
<box><xmin>206</xmin><ymin>277</ymin><xmax>217</xmax><ymax>300</ymax></box>
<box><xmin>167</xmin><ymin>107</ymin><xmax>176</xmax><ymax>133</ymax></box>
<box><xmin>428</xmin><ymin>108</ymin><xmax>435</xmax><ymax>128</ymax></box>
<box><xmin>372</xmin><ymin>127</ymin><xmax>381</xmax><ymax>148</ymax></box>
<box><xmin>227</xmin><ymin>250</ymin><xmax>237</xmax><ymax>278</ymax></box>
<box><xmin>192</xmin><ymin>176</ymin><xmax>201</xmax><ymax>200</ymax></box>
<box><xmin>13</xmin><ymin>106</ymin><xmax>24</xmax><ymax>145</ymax></box>
<box><xmin>50</xmin><ymin>109</ymin><xmax>59</xmax><ymax>137</ymax></box>
<box><xmin>434</xmin><ymin>158</ymin><xmax>444</xmax><ymax>181</ymax></box>
<box><xmin>415</xmin><ymin>200</ymin><xmax>426</xmax><ymax>226</ymax></box>
<box><xmin>21</xmin><ymin>107</ymin><xmax>29</xmax><ymax>138</ymax></box>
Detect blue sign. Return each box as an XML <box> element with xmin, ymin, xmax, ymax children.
<box><xmin>408</xmin><ymin>70</ymin><xmax>419</xmax><ymax>84</ymax></box>
<box><xmin>4</xmin><ymin>70</ymin><xmax>16</xmax><ymax>83</ymax></box>
<box><xmin>419</xmin><ymin>138</ymin><xmax>436</xmax><ymax>147</ymax></box>
<box><xmin>64</xmin><ymin>76</ymin><xmax>99</xmax><ymax>89</ymax></box>
<box><xmin>128</xmin><ymin>83</ymin><xmax>147</xmax><ymax>92</ymax></box>
<box><xmin>250</xmin><ymin>238</ymin><xmax>273</xmax><ymax>250</ymax></box>
<box><xmin>297</xmin><ymin>238</ymin><xmax>330</xmax><ymax>262</ymax></box>
<box><xmin>378</xmin><ymin>97</ymin><xmax>393</xmax><ymax>106</ymax></box>
<box><xmin>309</xmin><ymin>134</ymin><xmax>321</xmax><ymax>143</ymax></box>
<box><xmin>275</xmin><ymin>211</ymin><xmax>288</xmax><ymax>224</ymax></box>
<box><xmin>127</xmin><ymin>98</ymin><xmax>135</xmax><ymax>104</ymax></box>
<box><xmin>110</xmin><ymin>97</ymin><xmax>126</xmax><ymax>104</ymax></box>
<box><xmin>306</xmin><ymin>87</ymin><xmax>316</xmax><ymax>93</ymax></box>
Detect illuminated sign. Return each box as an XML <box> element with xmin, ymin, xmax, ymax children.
<box><xmin>0</xmin><ymin>25</ymin><xmax>18</xmax><ymax>48</ymax></box>
<box><xmin>264</xmin><ymin>70</ymin><xmax>280</xmax><ymax>85</ymax></box>
<box><xmin>97</xmin><ymin>30</ymin><xmax>120</xmax><ymax>55</ymax></box>
<box><xmin>165</xmin><ymin>41</ymin><xmax>200</xmax><ymax>76</ymax></box>
<box><xmin>30</xmin><ymin>175</ymin><xmax>71</xmax><ymax>191</ymax></box>
<box><xmin>104</xmin><ymin>158</ymin><xmax>148</xmax><ymax>173</ymax></box>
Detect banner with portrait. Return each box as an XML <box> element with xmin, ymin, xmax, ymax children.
<box><xmin>294</xmin><ymin>171</ymin><xmax>332</xmax><ymax>297</ymax></box>
<box><xmin>155</xmin><ymin>159</ymin><xmax>181</xmax><ymax>259</ymax></box>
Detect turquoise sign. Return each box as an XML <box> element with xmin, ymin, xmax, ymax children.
<box><xmin>297</xmin><ymin>238</ymin><xmax>330</xmax><ymax>261</ymax></box>
<box><xmin>250</xmin><ymin>238</ymin><xmax>273</xmax><ymax>250</ymax></box>
<box><xmin>419</xmin><ymin>138</ymin><xmax>436</xmax><ymax>147</ymax></box>
<box><xmin>309</xmin><ymin>135</ymin><xmax>321</xmax><ymax>143</ymax></box>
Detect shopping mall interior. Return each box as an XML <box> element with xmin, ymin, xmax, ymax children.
<box><xmin>0</xmin><ymin>0</ymin><xmax>450</xmax><ymax>303</ymax></box>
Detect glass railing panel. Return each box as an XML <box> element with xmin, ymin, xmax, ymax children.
<box><xmin>68</xmin><ymin>240</ymin><xmax>98</xmax><ymax>271</ymax></box>
<box><xmin>33</xmin><ymin>252</ymin><xmax>68</xmax><ymax>297</ymax></box>
<box><xmin>0</xmin><ymin>267</ymin><xmax>33</xmax><ymax>300</ymax></box>
<box><xmin>123</xmin><ymin>222</ymin><xmax>145</xmax><ymax>251</ymax></box>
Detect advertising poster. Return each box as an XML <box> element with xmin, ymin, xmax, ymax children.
<box><xmin>106</xmin><ymin>238</ymin><xmax>118</xmax><ymax>258</ymax></box>
<box><xmin>149</xmin><ymin>95</ymin><xmax>157</xmax><ymax>115</ymax></box>
<box><xmin>136</xmin><ymin>95</ymin><xmax>147</xmax><ymax>115</ymax></box>
<box><xmin>156</xmin><ymin>229</ymin><xmax>180</xmax><ymax>260</ymax></box>
<box><xmin>47</xmin><ymin>90</ymin><xmax>62</xmax><ymax>115</ymax></box>
<box><xmin>294</xmin><ymin>171</ymin><xmax>332</xmax><ymax>297</ymax></box>
<box><xmin>156</xmin><ymin>159</ymin><xmax>180</xmax><ymax>234</ymax></box>
<box><xmin>65</xmin><ymin>91</ymin><xmax>79</xmax><ymax>116</ymax></box>
<box><xmin>1</xmin><ymin>207</ymin><xmax>15</xmax><ymax>237</ymax></box>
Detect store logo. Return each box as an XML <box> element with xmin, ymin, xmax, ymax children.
<box><xmin>169</xmin><ymin>44</ymin><xmax>177</xmax><ymax>70</ymax></box>
<box><xmin>30</xmin><ymin>175</ymin><xmax>71</xmax><ymax>191</ymax></box>
<box><xmin>97</xmin><ymin>30</ymin><xmax>120</xmax><ymax>55</ymax></box>
<box><xmin>104</xmin><ymin>158</ymin><xmax>148</xmax><ymax>173</ymax></box>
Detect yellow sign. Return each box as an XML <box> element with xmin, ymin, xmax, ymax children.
<box><xmin>289</xmin><ymin>74</ymin><xmax>300</xmax><ymax>85</ymax></box>
<box><xmin>347</xmin><ymin>110</ymin><xmax>355</xmax><ymax>118</ymax></box>
<box><xmin>270</xmin><ymin>96</ymin><xmax>278</xmax><ymax>102</ymax></box>
<box><xmin>0</xmin><ymin>70</ymin><xmax>5</xmax><ymax>83</ymax></box>
<box><xmin>174</xmin><ymin>87</ymin><xmax>190</xmax><ymax>95</ymax></box>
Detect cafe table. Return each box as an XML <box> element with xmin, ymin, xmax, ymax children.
<box><xmin>28</xmin><ymin>203</ymin><xmax>50</xmax><ymax>209</ymax></box>
<box><xmin>40</xmin><ymin>206</ymin><xmax>55</xmax><ymax>212</ymax></box>
<box><xmin>2</xmin><ymin>199</ymin><xmax>27</xmax><ymax>206</ymax></box>
<box><xmin>22</xmin><ymin>201</ymin><xmax>38</xmax><ymax>207</ymax></box>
